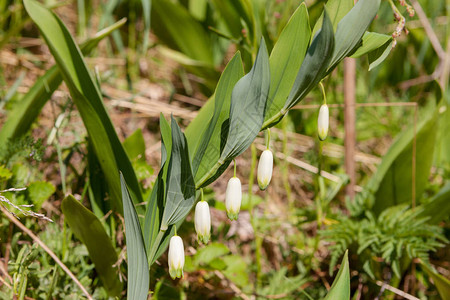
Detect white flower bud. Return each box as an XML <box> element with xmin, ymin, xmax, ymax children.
<box><xmin>257</xmin><ymin>149</ymin><xmax>273</xmax><ymax>190</ymax></box>
<box><xmin>194</xmin><ymin>201</ymin><xmax>211</xmax><ymax>244</ymax></box>
<box><xmin>168</xmin><ymin>235</ymin><xmax>184</xmax><ymax>279</ymax></box>
<box><xmin>225</xmin><ymin>177</ymin><xmax>242</xmax><ymax>221</ymax></box>
<box><xmin>318</xmin><ymin>104</ymin><xmax>329</xmax><ymax>141</ymax></box>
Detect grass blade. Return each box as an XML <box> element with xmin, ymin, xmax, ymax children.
<box><xmin>23</xmin><ymin>0</ymin><xmax>142</xmax><ymax>212</ymax></box>
<box><xmin>61</xmin><ymin>195</ymin><xmax>122</xmax><ymax>297</ymax></box>
<box><xmin>121</xmin><ymin>173</ymin><xmax>149</xmax><ymax>299</ymax></box>
<box><xmin>0</xmin><ymin>18</ymin><xmax>126</xmax><ymax>144</ymax></box>
<box><xmin>323</xmin><ymin>250</ymin><xmax>350</xmax><ymax>300</ymax></box>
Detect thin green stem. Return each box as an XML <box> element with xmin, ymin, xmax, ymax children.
<box><xmin>200</xmin><ymin>188</ymin><xmax>204</xmax><ymax>202</ymax></box>
<box><xmin>174</xmin><ymin>225</ymin><xmax>177</xmax><ymax>236</ymax></box>
<box><xmin>233</xmin><ymin>159</ymin><xmax>237</xmax><ymax>178</ymax></box>
<box><xmin>195</xmin><ymin>160</ymin><xmax>224</xmax><ymax>189</ymax></box>
<box><xmin>148</xmin><ymin>230</ymin><xmax>165</xmax><ymax>266</ymax></box>
<box><xmin>248</xmin><ymin>144</ymin><xmax>261</xmax><ymax>291</ymax></box>
<box><xmin>265</xmin><ymin>128</ymin><xmax>271</xmax><ymax>150</ymax></box>
<box><xmin>319</xmin><ymin>81</ymin><xmax>327</xmax><ymax>105</ymax></box>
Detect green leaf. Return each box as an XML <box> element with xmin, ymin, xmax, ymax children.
<box><xmin>350</xmin><ymin>32</ymin><xmax>392</xmax><ymax>58</ymax></box>
<box><xmin>194</xmin><ymin>243</ymin><xmax>230</xmax><ymax>266</ymax></box>
<box><xmin>222</xmin><ymin>255</ymin><xmax>250</xmax><ymax>288</ymax></box>
<box><xmin>123</xmin><ymin>128</ymin><xmax>146</xmax><ymax>162</ymax></box>
<box><xmin>421</xmin><ymin>262</ymin><xmax>450</xmax><ymax>299</ymax></box>
<box><xmin>311</xmin><ymin>0</ymin><xmax>353</xmax><ymax>36</ymax></box>
<box><xmin>263</xmin><ymin>3</ymin><xmax>311</xmax><ymax>128</ymax></box>
<box><xmin>417</xmin><ymin>183</ymin><xmax>450</xmax><ymax>224</ymax></box>
<box><xmin>121</xmin><ymin>173</ymin><xmax>149</xmax><ymax>299</ymax></box>
<box><xmin>160</xmin><ymin>116</ymin><xmax>196</xmax><ymax>230</ymax></box>
<box><xmin>189</xmin><ymin>0</ymin><xmax>207</xmax><ymax>21</ymax></box>
<box><xmin>368</xmin><ymin>109</ymin><xmax>438</xmax><ymax>215</ymax></box>
<box><xmin>27</xmin><ymin>181</ymin><xmax>55</xmax><ymax>210</ymax></box>
<box><xmin>0</xmin><ymin>19</ymin><xmax>126</xmax><ymax>145</ymax></box>
<box><xmin>210</xmin><ymin>0</ymin><xmax>254</xmax><ymax>41</ymax></box>
<box><xmin>151</xmin><ymin>0</ymin><xmax>213</xmax><ymax>65</ymax></box>
<box><xmin>61</xmin><ymin>195</ymin><xmax>122</xmax><ymax>297</ymax></box>
<box><xmin>324</xmin><ymin>250</ymin><xmax>350</xmax><ymax>300</ymax></box>
<box><xmin>192</xmin><ymin>53</ymin><xmax>244</xmax><ymax>185</ymax></box>
<box><xmin>283</xmin><ymin>9</ymin><xmax>334</xmax><ymax>113</ymax></box>
<box><xmin>0</xmin><ymin>165</ymin><xmax>13</xmax><ymax>181</ymax></box>
<box><xmin>141</xmin><ymin>0</ymin><xmax>151</xmax><ymax>52</ymax></box>
<box><xmin>327</xmin><ymin>0</ymin><xmax>381</xmax><ymax>72</ymax></box>
<box><xmin>368</xmin><ymin>40</ymin><xmax>393</xmax><ymax>71</ymax></box>
<box><xmin>144</xmin><ymin>115</ymin><xmax>173</xmax><ymax>262</ymax></box>
<box><xmin>24</xmin><ymin>0</ymin><xmax>142</xmax><ymax>212</ymax></box>
<box><xmin>220</xmin><ymin>38</ymin><xmax>270</xmax><ymax>161</ymax></box>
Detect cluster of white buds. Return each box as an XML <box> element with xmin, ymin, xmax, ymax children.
<box><xmin>318</xmin><ymin>104</ymin><xmax>329</xmax><ymax>141</ymax></box>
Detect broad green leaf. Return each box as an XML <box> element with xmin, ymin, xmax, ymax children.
<box><xmin>282</xmin><ymin>9</ymin><xmax>334</xmax><ymax>113</ymax></box>
<box><xmin>350</xmin><ymin>32</ymin><xmax>392</xmax><ymax>58</ymax></box>
<box><xmin>123</xmin><ymin>128</ymin><xmax>146</xmax><ymax>162</ymax></box>
<box><xmin>222</xmin><ymin>255</ymin><xmax>250</xmax><ymax>288</ymax></box>
<box><xmin>368</xmin><ymin>40</ymin><xmax>393</xmax><ymax>70</ymax></box>
<box><xmin>121</xmin><ymin>173</ymin><xmax>149</xmax><ymax>299</ymax></box>
<box><xmin>189</xmin><ymin>0</ymin><xmax>207</xmax><ymax>21</ymax></box>
<box><xmin>311</xmin><ymin>0</ymin><xmax>353</xmax><ymax>36</ymax></box>
<box><xmin>27</xmin><ymin>181</ymin><xmax>55</xmax><ymax>210</ymax></box>
<box><xmin>0</xmin><ymin>67</ymin><xmax>60</xmax><ymax>145</ymax></box>
<box><xmin>61</xmin><ymin>195</ymin><xmax>122</xmax><ymax>297</ymax></box>
<box><xmin>369</xmin><ymin>109</ymin><xmax>438</xmax><ymax>215</ymax></box>
<box><xmin>0</xmin><ymin>165</ymin><xmax>13</xmax><ymax>181</ymax></box>
<box><xmin>0</xmin><ymin>19</ymin><xmax>126</xmax><ymax>145</ymax></box>
<box><xmin>323</xmin><ymin>251</ymin><xmax>350</xmax><ymax>300</ymax></box>
<box><xmin>263</xmin><ymin>3</ymin><xmax>311</xmax><ymax>128</ymax></box>
<box><xmin>24</xmin><ymin>0</ymin><xmax>142</xmax><ymax>212</ymax></box>
<box><xmin>421</xmin><ymin>262</ymin><xmax>450</xmax><ymax>299</ymax></box>
<box><xmin>220</xmin><ymin>38</ymin><xmax>270</xmax><ymax>162</ymax></box>
<box><xmin>152</xmin><ymin>0</ymin><xmax>217</xmax><ymax>86</ymax></box>
<box><xmin>417</xmin><ymin>183</ymin><xmax>450</xmax><ymax>224</ymax></box>
<box><xmin>87</xmin><ymin>139</ymin><xmax>110</xmax><ymax>219</ymax></box>
<box><xmin>327</xmin><ymin>0</ymin><xmax>381</xmax><ymax>72</ymax></box>
<box><xmin>160</xmin><ymin>116</ymin><xmax>196</xmax><ymax>230</ymax></box>
<box><xmin>143</xmin><ymin>115</ymin><xmax>172</xmax><ymax>259</ymax></box>
<box><xmin>185</xmin><ymin>97</ymin><xmax>214</xmax><ymax>161</ymax></box>
<box><xmin>141</xmin><ymin>0</ymin><xmax>151</xmax><ymax>52</ymax></box>
<box><xmin>194</xmin><ymin>243</ymin><xmax>230</xmax><ymax>266</ymax></box>
<box><xmin>436</xmin><ymin>103</ymin><xmax>450</xmax><ymax>165</ymax></box>
<box><xmin>210</xmin><ymin>0</ymin><xmax>255</xmax><ymax>41</ymax></box>
<box><xmin>192</xmin><ymin>53</ymin><xmax>244</xmax><ymax>186</ymax></box>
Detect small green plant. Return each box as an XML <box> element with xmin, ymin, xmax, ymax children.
<box><xmin>321</xmin><ymin>204</ymin><xmax>447</xmax><ymax>281</ymax></box>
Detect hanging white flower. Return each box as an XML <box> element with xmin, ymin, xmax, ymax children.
<box><xmin>257</xmin><ymin>149</ymin><xmax>273</xmax><ymax>190</ymax></box>
<box><xmin>225</xmin><ymin>177</ymin><xmax>242</xmax><ymax>221</ymax></box>
<box><xmin>194</xmin><ymin>201</ymin><xmax>211</xmax><ymax>244</ymax></box>
<box><xmin>318</xmin><ymin>104</ymin><xmax>329</xmax><ymax>141</ymax></box>
<box><xmin>168</xmin><ymin>235</ymin><xmax>185</xmax><ymax>279</ymax></box>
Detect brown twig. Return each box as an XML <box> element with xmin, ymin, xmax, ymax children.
<box><xmin>344</xmin><ymin>57</ymin><xmax>356</xmax><ymax>200</ymax></box>
<box><xmin>375</xmin><ymin>280</ymin><xmax>420</xmax><ymax>300</ymax></box>
<box><xmin>400</xmin><ymin>0</ymin><xmax>449</xmax><ymax>90</ymax></box>
<box><xmin>0</xmin><ymin>206</ymin><xmax>93</xmax><ymax>300</ymax></box>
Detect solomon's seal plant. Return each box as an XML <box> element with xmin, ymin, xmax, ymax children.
<box><xmin>20</xmin><ymin>0</ymin><xmax>388</xmax><ymax>294</ymax></box>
